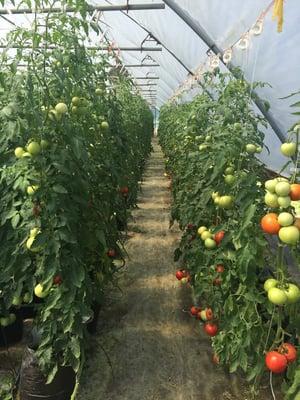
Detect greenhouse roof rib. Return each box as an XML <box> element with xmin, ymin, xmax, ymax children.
<box><xmin>0</xmin><ymin>2</ymin><xmax>165</xmax><ymax>13</ymax></box>
<box><xmin>0</xmin><ymin>0</ymin><xmax>299</xmax><ymax>172</ymax></box>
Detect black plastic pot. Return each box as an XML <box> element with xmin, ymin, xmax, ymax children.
<box><xmin>86</xmin><ymin>303</ymin><xmax>101</xmax><ymax>334</ymax></box>
<box><xmin>19</xmin><ymin>347</ymin><xmax>76</xmax><ymax>400</ymax></box>
<box><xmin>20</xmin><ymin>304</ymin><xmax>37</xmax><ymax>320</ymax></box>
<box><xmin>0</xmin><ymin>310</ymin><xmax>23</xmax><ymax>348</ymax></box>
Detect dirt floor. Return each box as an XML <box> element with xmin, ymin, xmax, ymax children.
<box><xmin>78</xmin><ymin>139</ymin><xmax>282</xmax><ymax>400</ymax></box>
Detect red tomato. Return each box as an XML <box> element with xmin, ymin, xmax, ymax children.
<box><xmin>53</xmin><ymin>275</ymin><xmax>62</xmax><ymax>285</ymax></box>
<box><xmin>176</xmin><ymin>269</ymin><xmax>188</xmax><ymax>280</ymax></box>
<box><xmin>290</xmin><ymin>184</ymin><xmax>300</xmax><ymax>200</ymax></box>
<box><xmin>205</xmin><ymin>308</ymin><xmax>214</xmax><ymax>320</ymax></box>
<box><xmin>265</xmin><ymin>351</ymin><xmax>287</xmax><ymax>373</ymax></box>
<box><xmin>175</xmin><ymin>270</ymin><xmax>184</xmax><ymax>280</ymax></box>
<box><xmin>190</xmin><ymin>306</ymin><xmax>201</xmax><ymax>316</ymax></box>
<box><xmin>214</xmin><ymin>230</ymin><xmax>225</xmax><ymax>245</ymax></box>
<box><xmin>187</xmin><ymin>223</ymin><xmax>195</xmax><ymax>230</ymax></box>
<box><xmin>213</xmin><ymin>278</ymin><xmax>222</xmax><ymax>286</ymax></box>
<box><xmin>107</xmin><ymin>249</ymin><xmax>116</xmax><ymax>258</ymax></box>
<box><xmin>120</xmin><ymin>186</ymin><xmax>129</xmax><ymax>196</ymax></box>
<box><xmin>215</xmin><ymin>264</ymin><xmax>225</xmax><ymax>273</ymax></box>
<box><xmin>261</xmin><ymin>213</ymin><xmax>281</xmax><ymax>235</ymax></box>
<box><xmin>279</xmin><ymin>343</ymin><xmax>297</xmax><ymax>363</ymax></box>
<box><xmin>203</xmin><ymin>322</ymin><xmax>218</xmax><ymax>337</ymax></box>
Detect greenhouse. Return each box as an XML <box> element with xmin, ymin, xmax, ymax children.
<box><xmin>0</xmin><ymin>0</ymin><xmax>299</xmax><ymax>399</ymax></box>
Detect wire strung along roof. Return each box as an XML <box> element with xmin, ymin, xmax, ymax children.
<box><xmin>0</xmin><ymin>0</ymin><xmax>299</xmax><ymax>173</ymax></box>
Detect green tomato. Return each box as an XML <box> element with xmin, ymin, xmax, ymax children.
<box><xmin>265</xmin><ymin>180</ymin><xmax>277</xmax><ymax>193</ymax></box>
<box><xmin>27</xmin><ymin>141</ymin><xmax>41</xmax><ymax>156</ymax></box>
<box><xmin>256</xmin><ymin>146</ymin><xmax>262</xmax><ymax>153</ymax></box>
<box><xmin>233</xmin><ymin>122</ymin><xmax>242</xmax><ymax>130</ymax></box>
<box><xmin>200</xmin><ymin>310</ymin><xmax>207</xmax><ymax>321</ymax></box>
<box><xmin>219</xmin><ymin>195</ymin><xmax>234</xmax><ymax>209</ymax></box>
<box><xmin>284</xmin><ymin>283</ymin><xmax>300</xmax><ymax>303</ymax></box>
<box><xmin>278</xmin><ymin>226</ymin><xmax>300</xmax><ymax>245</ymax></box>
<box><xmin>71</xmin><ymin>96</ymin><xmax>81</xmax><ymax>106</ymax></box>
<box><xmin>264</xmin><ymin>278</ymin><xmax>278</xmax><ymax>292</ymax></box>
<box><xmin>214</xmin><ymin>196</ymin><xmax>221</xmax><ymax>205</ymax></box>
<box><xmin>101</xmin><ymin>121</ymin><xmax>109</xmax><ymax>131</ymax></box>
<box><xmin>201</xmin><ymin>231</ymin><xmax>212</xmax><ymax>240</ymax></box>
<box><xmin>14</xmin><ymin>147</ymin><xmax>25</xmax><ymax>158</ymax></box>
<box><xmin>211</xmin><ymin>191</ymin><xmax>219</xmax><ymax>200</ymax></box>
<box><xmin>268</xmin><ymin>287</ymin><xmax>287</xmax><ymax>305</ymax></box>
<box><xmin>278</xmin><ymin>212</ymin><xmax>294</xmax><ymax>226</ymax></box>
<box><xmin>197</xmin><ymin>226</ymin><xmax>207</xmax><ymax>235</ymax></box>
<box><xmin>205</xmin><ymin>135</ymin><xmax>212</xmax><ymax>142</ymax></box>
<box><xmin>48</xmin><ymin>109</ymin><xmax>61</xmax><ymax>121</ymax></box>
<box><xmin>40</xmin><ymin>139</ymin><xmax>49</xmax><ymax>149</ymax></box>
<box><xmin>275</xmin><ymin>182</ymin><xmax>291</xmax><ymax>197</ymax></box>
<box><xmin>245</xmin><ymin>144</ymin><xmax>257</xmax><ymax>154</ymax></box>
<box><xmin>27</xmin><ymin>185</ymin><xmax>39</xmax><ymax>196</ymax></box>
<box><xmin>55</xmin><ymin>102</ymin><xmax>68</xmax><ymax>114</ymax></box>
<box><xmin>71</xmin><ymin>106</ymin><xmax>79</xmax><ymax>114</ymax></box>
<box><xmin>12</xmin><ymin>296</ymin><xmax>22</xmax><ymax>306</ymax></box>
<box><xmin>281</xmin><ymin>142</ymin><xmax>296</xmax><ymax>157</ymax></box>
<box><xmin>225</xmin><ymin>167</ymin><xmax>234</xmax><ymax>175</ymax></box>
<box><xmin>278</xmin><ymin>196</ymin><xmax>291</xmax><ymax>208</ymax></box>
<box><xmin>34</xmin><ymin>284</ymin><xmax>49</xmax><ymax>298</ymax></box>
<box><xmin>22</xmin><ymin>152</ymin><xmax>32</xmax><ymax>158</ymax></box>
<box><xmin>199</xmin><ymin>144</ymin><xmax>208</xmax><ymax>151</ymax></box>
<box><xmin>264</xmin><ymin>192</ymin><xmax>279</xmax><ymax>208</ymax></box>
<box><xmin>224</xmin><ymin>174</ymin><xmax>236</xmax><ymax>185</ymax></box>
<box><xmin>95</xmin><ymin>88</ymin><xmax>102</xmax><ymax>96</ymax></box>
<box><xmin>204</xmin><ymin>238</ymin><xmax>217</xmax><ymax>249</ymax></box>
<box><xmin>180</xmin><ymin>277</ymin><xmax>189</xmax><ymax>285</ymax></box>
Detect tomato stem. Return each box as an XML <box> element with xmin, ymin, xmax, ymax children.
<box><xmin>291</xmin><ymin>128</ymin><xmax>299</xmax><ymax>184</ymax></box>
<box><xmin>275</xmin><ymin>244</ymin><xmax>285</xmax><ymax>283</ymax></box>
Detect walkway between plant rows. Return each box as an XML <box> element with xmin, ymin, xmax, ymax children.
<box><xmin>78</xmin><ymin>138</ymin><xmax>262</xmax><ymax>400</ymax></box>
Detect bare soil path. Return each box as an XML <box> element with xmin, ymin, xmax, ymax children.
<box><xmin>78</xmin><ymin>139</ymin><xmax>277</xmax><ymax>400</ymax></box>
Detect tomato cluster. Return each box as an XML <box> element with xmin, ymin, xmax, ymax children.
<box><xmin>266</xmin><ymin>343</ymin><xmax>297</xmax><ymax>374</ymax></box>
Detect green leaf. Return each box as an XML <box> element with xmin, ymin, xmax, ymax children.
<box><xmin>46</xmin><ymin>364</ymin><xmax>58</xmax><ymax>384</ymax></box>
<box><xmin>11</xmin><ymin>213</ymin><xmax>20</xmax><ymax>228</ymax></box>
<box><xmin>70</xmin><ymin>337</ymin><xmax>81</xmax><ymax>359</ymax></box>
<box><xmin>53</xmin><ymin>184</ymin><xmax>68</xmax><ymax>194</ymax></box>
<box><xmin>290</xmin><ymin>101</ymin><xmax>300</xmax><ymax>108</ymax></box>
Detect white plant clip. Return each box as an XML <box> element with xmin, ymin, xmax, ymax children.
<box><xmin>223</xmin><ymin>49</ymin><xmax>232</xmax><ymax>64</ymax></box>
<box><xmin>251</xmin><ymin>19</ymin><xmax>264</xmax><ymax>36</ymax></box>
<box><xmin>238</xmin><ymin>34</ymin><xmax>250</xmax><ymax>50</ymax></box>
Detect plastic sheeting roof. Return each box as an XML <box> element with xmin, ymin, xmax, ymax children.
<box><xmin>0</xmin><ymin>0</ymin><xmax>300</xmax><ymax>173</ymax></box>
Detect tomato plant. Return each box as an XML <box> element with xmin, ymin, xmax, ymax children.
<box><xmin>159</xmin><ymin>69</ymin><xmax>300</xmax><ymax>397</ymax></box>
<box><xmin>0</xmin><ymin>2</ymin><xmax>152</xmax><ymax>394</ymax></box>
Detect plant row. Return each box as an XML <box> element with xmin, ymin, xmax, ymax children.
<box><xmin>158</xmin><ymin>69</ymin><xmax>300</xmax><ymax>399</ymax></box>
<box><xmin>0</xmin><ymin>5</ymin><xmax>152</xmax><ymax>398</ymax></box>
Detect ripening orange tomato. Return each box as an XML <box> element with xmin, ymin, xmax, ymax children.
<box><xmin>290</xmin><ymin>184</ymin><xmax>300</xmax><ymax>200</ymax></box>
<box><xmin>261</xmin><ymin>213</ymin><xmax>281</xmax><ymax>235</ymax></box>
